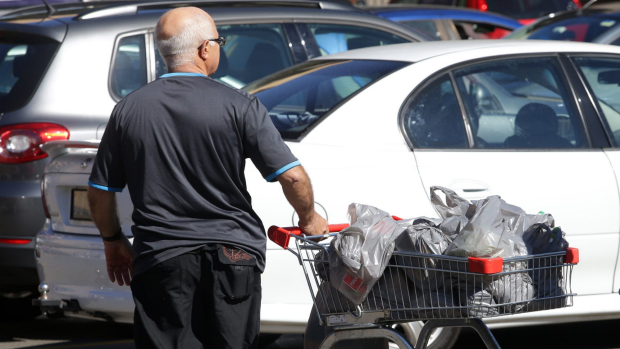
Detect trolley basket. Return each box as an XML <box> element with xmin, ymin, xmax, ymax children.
<box><xmin>268</xmin><ymin>223</ymin><xmax>579</xmax><ymax>349</ymax></box>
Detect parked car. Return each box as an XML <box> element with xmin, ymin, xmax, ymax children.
<box><xmin>0</xmin><ymin>0</ymin><xmax>428</xmax><ymax>318</ymax></box>
<box><xmin>369</xmin><ymin>5</ymin><xmax>521</xmax><ymax>40</ymax></box>
<box><xmin>38</xmin><ymin>40</ymin><xmax>620</xmax><ymax>349</ymax></box>
<box><xmin>387</xmin><ymin>0</ymin><xmax>581</xmax><ymax>24</ymax></box>
<box><xmin>506</xmin><ymin>2</ymin><xmax>620</xmax><ymax>45</ymax></box>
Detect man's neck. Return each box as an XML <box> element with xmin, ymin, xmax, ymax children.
<box><xmin>169</xmin><ymin>64</ymin><xmax>208</xmax><ymax>76</ymax></box>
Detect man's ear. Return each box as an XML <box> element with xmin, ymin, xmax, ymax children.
<box><xmin>198</xmin><ymin>40</ymin><xmax>209</xmax><ymax>60</ymax></box>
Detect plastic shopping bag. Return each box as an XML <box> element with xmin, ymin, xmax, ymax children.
<box><xmin>329</xmin><ymin>204</ymin><xmax>410</xmax><ymax>304</ymax></box>
<box><xmin>523</xmin><ymin>223</ymin><xmax>569</xmax><ymax>308</ymax></box>
<box><xmin>394</xmin><ymin>217</ymin><xmax>453</xmax><ymax>292</ymax></box>
<box><xmin>430</xmin><ymin>186</ymin><xmax>475</xmax><ymax>237</ymax></box>
<box><xmin>444</xmin><ymin>195</ymin><xmax>529</xmax><ymax>258</ymax></box>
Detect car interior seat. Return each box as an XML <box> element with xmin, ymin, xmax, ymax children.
<box><xmin>347</xmin><ymin>37</ymin><xmax>381</xmax><ymax>51</ymax></box>
<box><xmin>244</xmin><ymin>42</ymin><xmax>285</xmax><ymax>83</ymax></box>
<box><xmin>112</xmin><ymin>52</ymin><xmax>138</xmax><ymax>97</ymax></box>
<box><xmin>504</xmin><ymin>103</ymin><xmax>573</xmax><ymax>148</ymax></box>
<box><xmin>408</xmin><ymin>84</ymin><xmax>467</xmax><ymax>148</ymax></box>
<box><xmin>3</xmin><ymin>48</ymin><xmax>38</xmax><ymax>111</ymax></box>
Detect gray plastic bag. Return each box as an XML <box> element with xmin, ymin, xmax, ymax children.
<box><xmin>329</xmin><ymin>204</ymin><xmax>410</xmax><ymax>304</ymax></box>
<box><xmin>394</xmin><ymin>218</ymin><xmax>453</xmax><ymax>292</ymax></box>
<box><xmin>444</xmin><ymin>195</ymin><xmax>529</xmax><ymax>258</ymax></box>
<box><xmin>430</xmin><ymin>186</ymin><xmax>475</xmax><ymax>237</ymax></box>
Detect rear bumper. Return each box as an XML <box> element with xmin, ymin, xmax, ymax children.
<box><xmin>35</xmin><ymin>229</ymin><xmax>316</xmax><ymax>332</ymax></box>
<box><xmin>0</xmin><ymin>238</ymin><xmax>38</xmax><ymax>291</ymax></box>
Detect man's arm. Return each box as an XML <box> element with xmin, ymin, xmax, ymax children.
<box><xmin>277</xmin><ymin>166</ymin><xmax>328</xmax><ymax>236</ymax></box>
<box><xmin>87</xmin><ymin>187</ymin><xmax>133</xmax><ymax>286</ymax></box>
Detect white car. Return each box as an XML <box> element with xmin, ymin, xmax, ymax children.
<box><xmin>37</xmin><ymin>40</ymin><xmax>620</xmax><ymax>349</ymax></box>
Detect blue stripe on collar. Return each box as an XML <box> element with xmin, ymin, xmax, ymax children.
<box><xmin>160</xmin><ymin>73</ymin><xmax>207</xmax><ymax>78</ymax></box>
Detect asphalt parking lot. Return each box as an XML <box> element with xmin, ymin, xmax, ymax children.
<box><xmin>1</xmin><ymin>315</ymin><xmax>619</xmax><ymax>349</ymax></box>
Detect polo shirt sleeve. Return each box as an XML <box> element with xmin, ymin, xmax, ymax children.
<box><xmin>88</xmin><ymin>107</ymin><xmax>126</xmax><ymax>192</ymax></box>
<box><xmin>243</xmin><ymin>97</ymin><xmax>300</xmax><ymax>182</ymax></box>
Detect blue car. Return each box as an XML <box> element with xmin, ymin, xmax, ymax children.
<box><xmin>369</xmin><ymin>5</ymin><xmax>522</xmax><ymax>40</ymax></box>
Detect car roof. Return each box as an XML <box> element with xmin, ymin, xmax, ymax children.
<box><xmin>368</xmin><ymin>5</ymin><xmax>521</xmax><ymax>29</ymax></box>
<box><xmin>0</xmin><ymin>0</ymin><xmax>357</xmax><ymax>22</ymax></box>
<box><xmin>0</xmin><ymin>0</ymin><xmax>430</xmax><ymax>42</ymax></box>
<box><xmin>316</xmin><ymin>39</ymin><xmax>620</xmax><ymax>63</ymax></box>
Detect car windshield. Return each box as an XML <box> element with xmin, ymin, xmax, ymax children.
<box><xmin>484</xmin><ymin>0</ymin><xmax>578</xmax><ymax>20</ymax></box>
<box><xmin>244</xmin><ymin>59</ymin><xmax>409</xmax><ymax>140</ymax></box>
<box><xmin>0</xmin><ymin>35</ymin><xmax>59</xmax><ymax>113</ymax></box>
<box><xmin>507</xmin><ymin>14</ymin><xmax>620</xmax><ymax>41</ymax></box>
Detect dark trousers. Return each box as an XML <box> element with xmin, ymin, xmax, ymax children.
<box><xmin>131</xmin><ymin>245</ymin><xmax>261</xmax><ymax>349</ymax></box>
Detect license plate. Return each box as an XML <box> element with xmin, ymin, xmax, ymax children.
<box><xmin>71</xmin><ymin>189</ymin><xmax>92</xmax><ymax>221</ymax></box>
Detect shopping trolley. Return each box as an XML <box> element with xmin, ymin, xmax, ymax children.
<box><xmin>268</xmin><ymin>223</ymin><xmax>579</xmax><ymax>349</ymax></box>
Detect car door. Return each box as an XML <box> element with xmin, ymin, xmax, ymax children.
<box><xmin>569</xmin><ymin>54</ymin><xmax>620</xmax><ymax>294</ymax></box>
<box><xmin>403</xmin><ymin>55</ymin><xmax>620</xmax><ymax>295</ymax></box>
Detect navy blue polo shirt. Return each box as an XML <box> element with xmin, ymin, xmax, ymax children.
<box><xmin>89</xmin><ymin>73</ymin><xmax>299</xmax><ymax>276</ymax></box>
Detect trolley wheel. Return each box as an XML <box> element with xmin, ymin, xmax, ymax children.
<box><xmin>393</xmin><ymin>321</ymin><xmax>460</xmax><ymax>349</ymax></box>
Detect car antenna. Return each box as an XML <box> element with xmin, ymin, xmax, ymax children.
<box><xmin>578</xmin><ymin>0</ymin><xmax>597</xmax><ymax>15</ymax></box>
<box><xmin>40</xmin><ymin>0</ymin><xmax>57</xmax><ymax>18</ymax></box>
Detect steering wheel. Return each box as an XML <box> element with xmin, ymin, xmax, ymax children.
<box><xmin>282</xmin><ymin>111</ymin><xmax>312</xmax><ymax>126</ymax></box>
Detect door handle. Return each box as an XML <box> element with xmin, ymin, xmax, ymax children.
<box><xmin>450</xmin><ymin>180</ymin><xmax>490</xmax><ymax>199</ymax></box>
<box><xmin>462</xmin><ymin>188</ymin><xmax>487</xmax><ymax>193</ymax></box>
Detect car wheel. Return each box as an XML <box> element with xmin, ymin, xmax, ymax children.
<box><xmin>392</xmin><ymin>321</ymin><xmax>460</xmax><ymax>349</ymax></box>
<box><xmin>0</xmin><ymin>291</ymin><xmax>41</xmax><ymax>321</ymax></box>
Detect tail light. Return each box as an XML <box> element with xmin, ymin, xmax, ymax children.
<box><xmin>0</xmin><ymin>123</ymin><xmax>69</xmax><ymax>164</ymax></box>
<box><xmin>467</xmin><ymin>0</ymin><xmax>488</xmax><ymax>11</ymax></box>
<box><xmin>41</xmin><ymin>173</ymin><xmax>50</xmax><ymax>219</ymax></box>
<box><xmin>573</xmin><ymin>0</ymin><xmax>582</xmax><ymax>8</ymax></box>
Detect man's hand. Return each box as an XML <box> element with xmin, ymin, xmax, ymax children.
<box><xmin>103</xmin><ymin>235</ymin><xmax>133</xmax><ymax>286</ymax></box>
<box><xmin>299</xmin><ymin>212</ymin><xmax>329</xmax><ymax>238</ymax></box>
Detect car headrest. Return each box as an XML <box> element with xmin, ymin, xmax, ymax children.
<box><xmin>514</xmin><ymin>103</ymin><xmax>558</xmax><ymax>137</ymax></box>
<box><xmin>245</xmin><ymin>43</ymin><xmax>284</xmax><ymax>83</ymax></box>
<box><xmin>212</xmin><ymin>49</ymin><xmax>229</xmax><ymax>79</ymax></box>
<box><xmin>347</xmin><ymin>37</ymin><xmax>380</xmax><ymax>51</ymax></box>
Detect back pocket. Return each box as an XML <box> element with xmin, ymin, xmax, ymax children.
<box><xmin>215</xmin><ymin>245</ymin><xmax>257</xmax><ymax>301</ymax></box>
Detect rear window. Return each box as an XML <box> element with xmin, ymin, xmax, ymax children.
<box><xmin>510</xmin><ymin>15</ymin><xmax>620</xmax><ymax>42</ymax></box>
<box><xmin>244</xmin><ymin>60</ymin><xmax>409</xmax><ymax>140</ymax></box>
<box><xmin>0</xmin><ymin>35</ymin><xmax>58</xmax><ymax>113</ymax></box>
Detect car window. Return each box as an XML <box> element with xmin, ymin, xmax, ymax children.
<box><xmin>572</xmin><ymin>57</ymin><xmax>620</xmax><ymax>146</ymax></box>
<box><xmin>402</xmin><ymin>74</ymin><xmax>469</xmax><ymax>149</ymax></box>
<box><xmin>453</xmin><ymin>57</ymin><xmax>585</xmax><ymax>149</ymax></box>
<box><xmin>110</xmin><ymin>34</ymin><xmax>147</xmax><ymax>99</ymax></box>
<box><xmin>0</xmin><ymin>35</ymin><xmax>58</xmax><ymax>113</ymax></box>
<box><xmin>244</xmin><ymin>60</ymin><xmax>409</xmax><ymax>140</ymax></box>
<box><xmin>453</xmin><ymin>21</ymin><xmax>512</xmax><ymax>40</ymax></box>
<box><xmin>517</xmin><ymin>16</ymin><xmax>620</xmax><ymax>42</ymax></box>
<box><xmin>307</xmin><ymin>24</ymin><xmax>410</xmax><ymax>56</ymax></box>
<box><xmin>155</xmin><ymin>24</ymin><xmax>293</xmax><ymax>89</ymax></box>
<box><xmin>400</xmin><ymin>20</ymin><xmax>441</xmax><ymax>40</ymax></box>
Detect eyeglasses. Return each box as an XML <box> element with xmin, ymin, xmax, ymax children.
<box><xmin>197</xmin><ymin>36</ymin><xmax>227</xmax><ymax>49</ymax></box>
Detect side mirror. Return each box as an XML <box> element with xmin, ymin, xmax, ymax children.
<box><xmin>598</xmin><ymin>69</ymin><xmax>620</xmax><ymax>85</ymax></box>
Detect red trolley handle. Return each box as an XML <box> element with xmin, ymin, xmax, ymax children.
<box><xmin>268</xmin><ymin>216</ymin><xmax>403</xmax><ymax>250</ymax></box>
<box><xmin>268</xmin><ymin>224</ymin><xmax>349</xmax><ymax>250</ymax></box>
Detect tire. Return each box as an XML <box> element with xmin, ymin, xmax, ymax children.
<box><xmin>0</xmin><ymin>292</ymin><xmax>41</xmax><ymax>322</ymax></box>
<box><xmin>393</xmin><ymin>321</ymin><xmax>461</xmax><ymax>349</ymax></box>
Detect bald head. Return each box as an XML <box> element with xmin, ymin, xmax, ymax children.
<box><xmin>155</xmin><ymin>7</ymin><xmax>218</xmax><ymax>73</ymax></box>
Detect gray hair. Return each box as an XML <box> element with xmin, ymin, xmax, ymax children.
<box><xmin>155</xmin><ymin>11</ymin><xmax>216</xmax><ymax>69</ymax></box>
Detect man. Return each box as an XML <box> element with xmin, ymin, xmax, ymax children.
<box><xmin>87</xmin><ymin>7</ymin><xmax>328</xmax><ymax>349</ymax></box>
